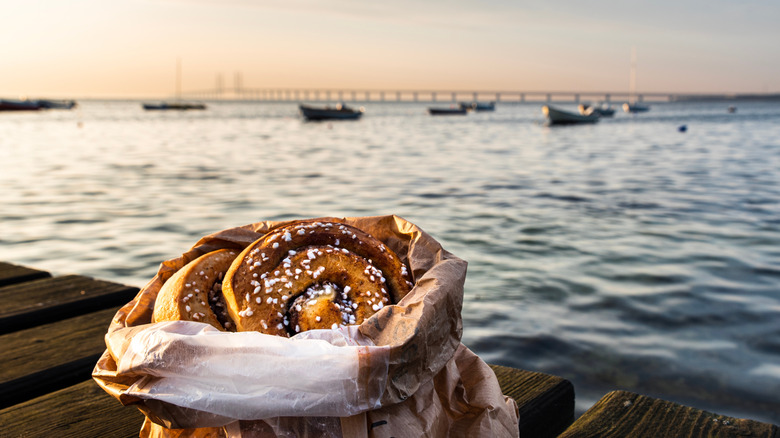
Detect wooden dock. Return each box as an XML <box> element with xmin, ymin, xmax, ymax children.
<box><xmin>1</xmin><ymin>261</ymin><xmax>777</xmax><ymax>437</ymax></box>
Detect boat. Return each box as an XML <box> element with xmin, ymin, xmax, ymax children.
<box><xmin>457</xmin><ymin>101</ymin><xmax>495</xmax><ymax>112</ymax></box>
<box><xmin>142</xmin><ymin>102</ymin><xmax>206</xmax><ymax>111</ymax></box>
<box><xmin>622</xmin><ymin>102</ymin><xmax>650</xmax><ymax>113</ymax></box>
<box><xmin>299</xmin><ymin>103</ymin><xmax>364</xmax><ymax>121</ymax></box>
<box><xmin>143</xmin><ymin>58</ymin><xmax>206</xmax><ymax>111</ymax></box>
<box><xmin>428</xmin><ymin>106</ymin><xmax>468</xmax><ymax>115</ymax></box>
<box><xmin>0</xmin><ymin>99</ymin><xmax>43</xmax><ymax>111</ymax></box>
<box><xmin>0</xmin><ymin>98</ymin><xmax>78</xmax><ymax>111</ymax></box>
<box><xmin>542</xmin><ymin>105</ymin><xmax>600</xmax><ymax>125</ymax></box>
<box><xmin>578</xmin><ymin>103</ymin><xmax>614</xmax><ymax>117</ymax></box>
<box><xmin>623</xmin><ymin>46</ymin><xmax>650</xmax><ymax>114</ymax></box>
<box><xmin>473</xmin><ymin>101</ymin><xmax>496</xmax><ymax>111</ymax></box>
<box><xmin>35</xmin><ymin>99</ymin><xmax>77</xmax><ymax>109</ymax></box>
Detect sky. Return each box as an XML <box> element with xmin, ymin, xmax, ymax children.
<box><xmin>2</xmin><ymin>0</ymin><xmax>779</xmax><ymax>98</ymax></box>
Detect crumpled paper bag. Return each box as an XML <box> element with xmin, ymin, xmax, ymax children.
<box><xmin>93</xmin><ymin>215</ymin><xmax>519</xmax><ymax>437</ymax></box>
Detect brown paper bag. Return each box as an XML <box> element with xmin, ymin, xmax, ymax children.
<box><xmin>93</xmin><ymin>215</ymin><xmax>518</xmax><ymax>437</ymax></box>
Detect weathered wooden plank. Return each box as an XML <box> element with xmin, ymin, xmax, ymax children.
<box><xmin>0</xmin><ymin>261</ymin><xmax>51</xmax><ymax>287</ymax></box>
<box><xmin>489</xmin><ymin>364</ymin><xmax>575</xmax><ymax>438</ymax></box>
<box><xmin>0</xmin><ymin>379</ymin><xmax>145</xmax><ymax>438</ymax></box>
<box><xmin>0</xmin><ymin>307</ymin><xmax>119</xmax><ymax>409</ymax></box>
<box><xmin>0</xmin><ymin>275</ymin><xmax>138</xmax><ymax>334</ymax></box>
<box><xmin>557</xmin><ymin>390</ymin><xmax>780</xmax><ymax>438</ymax></box>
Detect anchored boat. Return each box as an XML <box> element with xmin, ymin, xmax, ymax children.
<box><xmin>142</xmin><ymin>102</ymin><xmax>206</xmax><ymax>111</ymax></box>
<box><xmin>299</xmin><ymin>103</ymin><xmax>364</xmax><ymax>121</ymax></box>
<box><xmin>543</xmin><ymin>105</ymin><xmax>600</xmax><ymax>125</ymax></box>
<box><xmin>428</xmin><ymin>106</ymin><xmax>468</xmax><ymax>115</ymax></box>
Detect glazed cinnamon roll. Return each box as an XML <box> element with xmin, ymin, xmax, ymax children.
<box><xmin>152</xmin><ymin>249</ymin><xmax>239</xmax><ymax>331</ymax></box>
<box><xmin>222</xmin><ymin>220</ymin><xmax>413</xmax><ymax>336</ymax></box>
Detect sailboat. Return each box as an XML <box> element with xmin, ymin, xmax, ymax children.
<box><xmin>142</xmin><ymin>59</ymin><xmax>206</xmax><ymax>111</ymax></box>
<box><xmin>623</xmin><ymin>47</ymin><xmax>650</xmax><ymax>114</ymax></box>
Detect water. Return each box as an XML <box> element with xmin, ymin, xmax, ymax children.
<box><xmin>1</xmin><ymin>100</ymin><xmax>779</xmax><ymax>424</ymax></box>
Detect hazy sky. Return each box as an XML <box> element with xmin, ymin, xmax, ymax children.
<box><xmin>3</xmin><ymin>0</ymin><xmax>779</xmax><ymax>98</ymax></box>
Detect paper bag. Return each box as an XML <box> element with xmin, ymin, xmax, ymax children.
<box><xmin>93</xmin><ymin>215</ymin><xmax>519</xmax><ymax>437</ymax></box>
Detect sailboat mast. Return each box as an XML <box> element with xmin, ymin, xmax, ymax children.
<box><xmin>175</xmin><ymin>58</ymin><xmax>182</xmax><ymax>101</ymax></box>
<box><xmin>629</xmin><ymin>46</ymin><xmax>637</xmax><ymax>104</ymax></box>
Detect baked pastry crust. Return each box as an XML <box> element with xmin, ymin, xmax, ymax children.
<box><xmin>223</xmin><ymin>219</ymin><xmax>412</xmax><ymax>336</ymax></box>
<box><xmin>152</xmin><ymin>249</ymin><xmax>239</xmax><ymax>330</ymax></box>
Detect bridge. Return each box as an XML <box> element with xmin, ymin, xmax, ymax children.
<box><xmin>175</xmin><ymin>87</ymin><xmax>771</xmax><ymax>103</ymax></box>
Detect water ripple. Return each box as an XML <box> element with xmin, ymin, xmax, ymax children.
<box><xmin>2</xmin><ymin>100</ymin><xmax>779</xmax><ymax>423</ymax></box>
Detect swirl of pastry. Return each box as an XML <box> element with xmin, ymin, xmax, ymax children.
<box><xmin>152</xmin><ymin>249</ymin><xmax>239</xmax><ymax>331</ymax></box>
<box><xmin>222</xmin><ymin>220</ymin><xmax>413</xmax><ymax>336</ymax></box>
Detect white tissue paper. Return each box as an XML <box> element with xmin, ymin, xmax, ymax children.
<box><xmin>109</xmin><ymin>321</ymin><xmax>391</xmax><ymax>420</ymax></box>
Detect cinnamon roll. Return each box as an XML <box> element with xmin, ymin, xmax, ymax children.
<box><xmin>222</xmin><ymin>220</ymin><xmax>413</xmax><ymax>336</ymax></box>
<box><xmin>152</xmin><ymin>249</ymin><xmax>239</xmax><ymax>331</ymax></box>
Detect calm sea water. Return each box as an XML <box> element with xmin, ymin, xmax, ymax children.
<box><xmin>1</xmin><ymin>100</ymin><xmax>779</xmax><ymax>423</ymax></box>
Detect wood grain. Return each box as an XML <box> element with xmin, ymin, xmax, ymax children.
<box><xmin>0</xmin><ymin>307</ymin><xmax>119</xmax><ymax>409</ymax></box>
<box><xmin>558</xmin><ymin>390</ymin><xmax>780</xmax><ymax>438</ymax></box>
<box><xmin>0</xmin><ymin>274</ymin><xmax>137</xmax><ymax>334</ymax></box>
<box><xmin>489</xmin><ymin>363</ymin><xmax>575</xmax><ymax>438</ymax></box>
<box><xmin>0</xmin><ymin>379</ymin><xmax>145</xmax><ymax>438</ymax></box>
<box><xmin>0</xmin><ymin>261</ymin><xmax>51</xmax><ymax>287</ymax></box>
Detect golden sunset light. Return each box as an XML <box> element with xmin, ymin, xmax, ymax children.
<box><xmin>2</xmin><ymin>0</ymin><xmax>779</xmax><ymax>98</ymax></box>
<box><xmin>3</xmin><ymin>1</ymin><xmax>780</xmax><ymax>435</ymax></box>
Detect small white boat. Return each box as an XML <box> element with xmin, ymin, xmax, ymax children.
<box><xmin>543</xmin><ymin>105</ymin><xmax>599</xmax><ymax>125</ymax></box>
<box><xmin>622</xmin><ymin>102</ymin><xmax>650</xmax><ymax>113</ymax></box>
<box><xmin>623</xmin><ymin>47</ymin><xmax>650</xmax><ymax>114</ymax></box>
